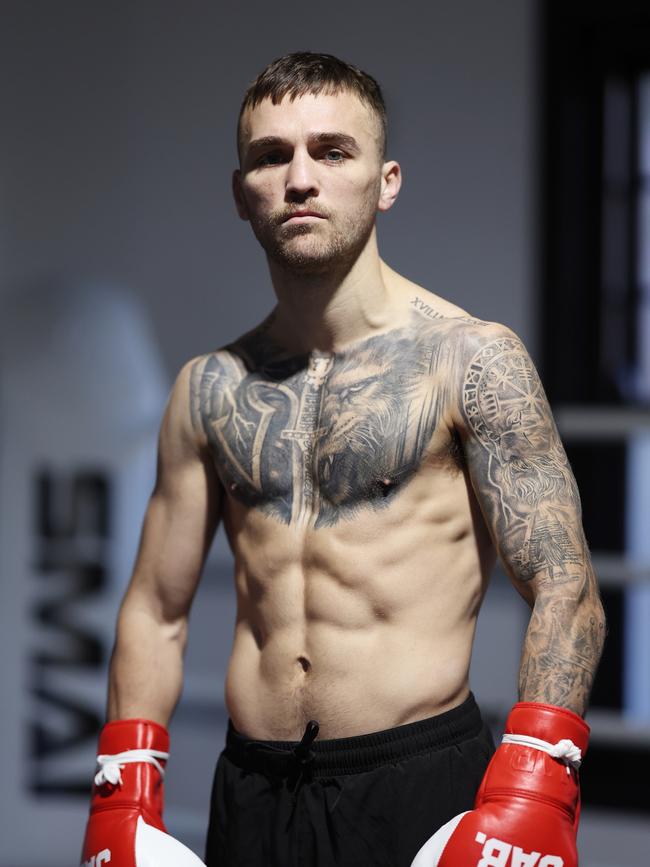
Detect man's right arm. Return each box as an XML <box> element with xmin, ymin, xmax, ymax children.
<box><xmin>107</xmin><ymin>358</ymin><xmax>223</xmax><ymax>726</ymax></box>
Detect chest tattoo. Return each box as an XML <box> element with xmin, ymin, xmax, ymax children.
<box><xmin>191</xmin><ymin>323</ymin><xmax>464</xmax><ymax>527</ymax></box>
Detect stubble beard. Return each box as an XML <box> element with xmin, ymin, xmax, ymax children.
<box><xmin>249</xmin><ymin>193</ymin><xmax>379</xmax><ymax>277</ymax></box>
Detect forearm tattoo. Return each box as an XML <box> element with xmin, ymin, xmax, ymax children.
<box><xmin>461</xmin><ymin>335</ymin><xmax>604</xmax><ymax>714</ymax></box>
<box><xmin>518</xmin><ymin>586</ymin><xmax>604</xmax><ymax>714</ymax></box>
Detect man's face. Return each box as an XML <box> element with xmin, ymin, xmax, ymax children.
<box><xmin>234</xmin><ymin>90</ymin><xmax>398</xmax><ymax>274</ymax></box>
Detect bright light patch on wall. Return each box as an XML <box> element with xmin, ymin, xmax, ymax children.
<box><xmin>637</xmin><ymin>76</ymin><xmax>650</xmax><ymax>401</ymax></box>
<box><xmin>623</xmin><ymin>73</ymin><xmax>650</xmax><ymax>721</ymax></box>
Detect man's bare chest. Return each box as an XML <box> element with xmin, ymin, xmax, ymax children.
<box><xmin>193</xmin><ymin>328</ymin><xmax>462</xmax><ymax>528</ymax></box>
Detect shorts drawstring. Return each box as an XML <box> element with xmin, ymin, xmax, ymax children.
<box><xmin>243</xmin><ymin>719</ymin><xmax>320</xmax><ymax>827</ymax></box>
<box><xmin>286</xmin><ymin>719</ymin><xmax>319</xmax><ymax>826</ymax></box>
<box><xmin>290</xmin><ymin>719</ymin><xmax>320</xmax><ymax>786</ymax></box>
<box><xmin>292</xmin><ymin>719</ymin><xmax>320</xmax><ymax>768</ymax></box>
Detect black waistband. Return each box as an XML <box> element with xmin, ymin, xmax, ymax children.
<box><xmin>224</xmin><ymin>692</ymin><xmax>483</xmax><ymax>778</ymax></box>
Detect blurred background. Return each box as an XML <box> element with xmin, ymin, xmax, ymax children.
<box><xmin>1</xmin><ymin>0</ymin><xmax>649</xmax><ymax>864</ymax></box>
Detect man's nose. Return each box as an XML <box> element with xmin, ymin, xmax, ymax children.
<box><xmin>285</xmin><ymin>150</ymin><xmax>319</xmax><ymax>201</ymax></box>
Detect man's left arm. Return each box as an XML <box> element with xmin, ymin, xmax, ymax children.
<box><xmin>456</xmin><ymin>326</ymin><xmax>605</xmax><ymax>715</ymax></box>
<box><xmin>409</xmin><ymin>326</ymin><xmax>606</xmax><ymax>865</ymax></box>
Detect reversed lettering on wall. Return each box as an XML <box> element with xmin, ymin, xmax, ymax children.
<box><xmin>30</xmin><ymin>469</ymin><xmax>110</xmax><ymax>794</ymax></box>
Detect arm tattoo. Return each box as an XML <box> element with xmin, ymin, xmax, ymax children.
<box><xmin>461</xmin><ymin>334</ymin><xmax>605</xmax><ymax>713</ymax></box>
<box><xmin>462</xmin><ymin>335</ymin><xmax>581</xmax><ymax>583</ymax></box>
<box><xmin>518</xmin><ymin>584</ymin><xmax>604</xmax><ymax>712</ymax></box>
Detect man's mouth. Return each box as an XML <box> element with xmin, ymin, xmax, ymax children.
<box><xmin>282</xmin><ymin>210</ymin><xmax>325</xmax><ymax>223</ymax></box>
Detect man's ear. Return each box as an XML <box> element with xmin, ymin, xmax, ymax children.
<box><xmin>232</xmin><ymin>169</ymin><xmax>250</xmax><ymax>221</ymax></box>
<box><xmin>377</xmin><ymin>160</ymin><xmax>401</xmax><ymax>214</ymax></box>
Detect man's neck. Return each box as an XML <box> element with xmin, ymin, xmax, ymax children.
<box><xmin>267</xmin><ymin>236</ymin><xmax>405</xmax><ymax>355</ymax></box>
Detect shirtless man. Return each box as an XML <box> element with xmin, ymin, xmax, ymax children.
<box><xmin>81</xmin><ymin>53</ymin><xmax>605</xmax><ymax>867</ymax></box>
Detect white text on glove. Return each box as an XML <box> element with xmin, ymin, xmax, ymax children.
<box><xmin>475</xmin><ymin>832</ymin><xmax>563</xmax><ymax>867</ymax></box>
<box><xmin>81</xmin><ymin>849</ymin><xmax>111</xmax><ymax>867</ymax></box>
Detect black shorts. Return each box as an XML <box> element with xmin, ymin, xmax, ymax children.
<box><xmin>205</xmin><ymin>692</ymin><xmax>495</xmax><ymax>867</ymax></box>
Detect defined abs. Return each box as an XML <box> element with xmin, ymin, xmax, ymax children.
<box><xmin>224</xmin><ymin>617</ymin><xmax>470</xmax><ymax>740</ymax></box>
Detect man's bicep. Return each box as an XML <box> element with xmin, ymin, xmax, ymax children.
<box><xmin>126</xmin><ymin>361</ymin><xmax>223</xmax><ymax>622</ymax></box>
<box><xmin>457</xmin><ymin>329</ymin><xmax>589</xmax><ymax>597</ymax></box>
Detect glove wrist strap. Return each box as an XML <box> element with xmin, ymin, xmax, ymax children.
<box><xmin>502</xmin><ymin>733</ymin><xmax>582</xmax><ymax>772</ymax></box>
<box><xmin>95</xmin><ymin>748</ymin><xmax>170</xmax><ymax>787</ymax></box>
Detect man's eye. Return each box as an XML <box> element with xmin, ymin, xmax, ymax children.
<box><xmin>324</xmin><ymin>150</ymin><xmax>345</xmax><ymax>162</ymax></box>
<box><xmin>257</xmin><ymin>152</ymin><xmax>285</xmax><ymax>166</ymax></box>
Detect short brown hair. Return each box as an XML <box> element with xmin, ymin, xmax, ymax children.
<box><xmin>237</xmin><ymin>52</ymin><xmax>388</xmax><ymax>159</ymax></box>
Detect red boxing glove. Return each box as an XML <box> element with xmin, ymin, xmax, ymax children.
<box><xmin>411</xmin><ymin>703</ymin><xmax>590</xmax><ymax>867</ymax></box>
<box><xmin>80</xmin><ymin>718</ymin><xmax>205</xmax><ymax>866</ymax></box>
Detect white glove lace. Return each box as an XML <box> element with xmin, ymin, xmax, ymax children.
<box><xmin>94</xmin><ymin>748</ymin><xmax>169</xmax><ymax>787</ymax></box>
<box><xmin>502</xmin><ymin>733</ymin><xmax>582</xmax><ymax>774</ymax></box>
